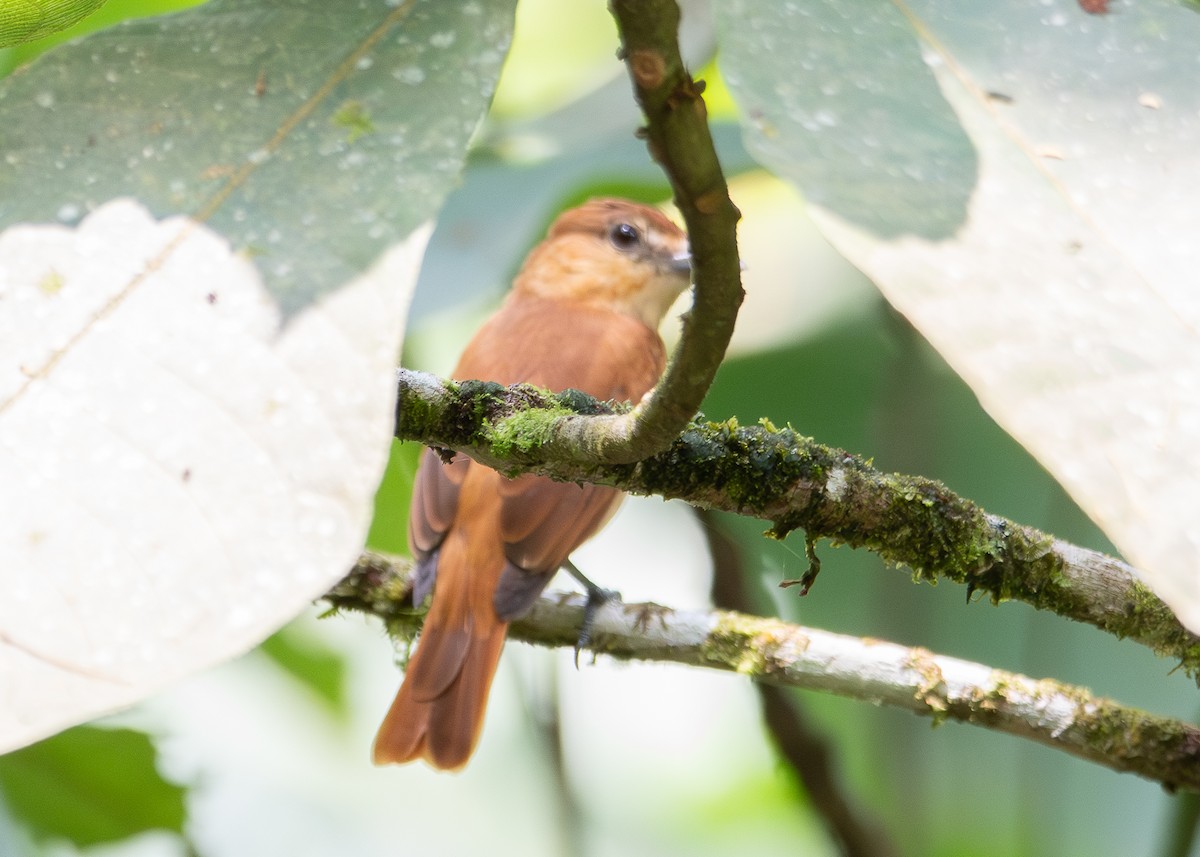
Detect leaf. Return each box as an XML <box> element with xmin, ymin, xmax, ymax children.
<box><xmin>718</xmin><ymin>1</ymin><xmax>1200</xmax><ymax>630</ymax></box>
<box><xmin>0</xmin><ymin>0</ymin><xmax>205</xmax><ymax>77</ymax></box>
<box><xmin>0</xmin><ymin>199</ymin><xmax>426</xmax><ymax>753</ymax></box>
<box><xmin>716</xmin><ymin>0</ymin><xmax>975</xmax><ymax>240</ymax></box>
<box><xmin>0</xmin><ymin>0</ymin><xmax>514</xmax><ymax>754</ymax></box>
<box><xmin>0</xmin><ymin>0</ymin><xmax>108</xmax><ymax>48</ymax></box>
<box><xmin>0</xmin><ymin>0</ymin><xmax>517</xmax><ymax>315</ymax></box>
<box><xmin>0</xmin><ymin>726</ymin><xmax>186</xmax><ymax>847</ymax></box>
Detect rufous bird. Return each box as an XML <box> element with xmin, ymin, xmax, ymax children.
<box><xmin>373</xmin><ymin>198</ymin><xmax>692</xmax><ymax>770</ymax></box>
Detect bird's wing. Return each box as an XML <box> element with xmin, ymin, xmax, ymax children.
<box><xmin>491</xmin><ymin>475</ymin><xmax>622</xmax><ymax>620</ymax></box>
<box><xmin>407</xmin><ymin>449</ymin><xmax>470</xmax><ymax>605</ymax></box>
<box><xmin>412</xmin><ymin>299</ymin><xmax>667</xmax><ymax>619</ymax></box>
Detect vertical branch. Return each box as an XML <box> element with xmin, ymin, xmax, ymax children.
<box><xmin>702</xmin><ymin>511</ymin><xmax>901</xmax><ymax>857</ymax></box>
<box><xmin>1159</xmin><ymin>767</ymin><xmax>1200</xmax><ymax>857</ymax></box>
<box><xmin>606</xmin><ymin>0</ymin><xmax>744</xmax><ymax>458</ymax></box>
<box><xmin>524</xmin><ymin>666</ymin><xmax>587</xmax><ymax>857</ymax></box>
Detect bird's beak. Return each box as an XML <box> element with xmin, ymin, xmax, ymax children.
<box><xmin>669</xmin><ymin>250</ymin><xmax>692</xmax><ymax>273</ymax></box>
<box><xmin>666</xmin><ymin>251</ymin><xmax>747</xmax><ymax>273</ymax></box>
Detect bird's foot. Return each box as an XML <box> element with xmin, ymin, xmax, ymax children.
<box><xmin>575</xmin><ymin>585</ymin><xmax>620</xmax><ymax>668</ymax></box>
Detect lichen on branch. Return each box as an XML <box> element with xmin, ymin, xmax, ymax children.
<box><xmin>330</xmin><ymin>552</ymin><xmax>1200</xmax><ymax>793</ymax></box>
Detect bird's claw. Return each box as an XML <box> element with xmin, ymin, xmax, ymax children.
<box><xmin>575</xmin><ymin>586</ymin><xmax>620</xmax><ymax>668</ymax></box>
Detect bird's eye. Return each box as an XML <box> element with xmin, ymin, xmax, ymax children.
<box><xmin>609</xmin><ymin>222</ymin><xmax>641</xmax><ymax>250</ymax></box>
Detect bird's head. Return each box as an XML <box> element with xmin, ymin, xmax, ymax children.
<box><xmin>513</xmin><ymin>198</ymin><xmax>692</xmax><ymax>329</ymax></box>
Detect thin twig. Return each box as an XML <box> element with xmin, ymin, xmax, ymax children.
<box><xmin>703</xmin><ymin>510</ymin><xmax>900</xmax><ymax>857</ymax></box>
<box><xmin>392</xmin><ymin>369</ymin><xmax>1200</xmax><ymax>682</ymax></box>
<box><xmin>1160</xmin><ymin>789</ymin><xmax>1200</xmax><ymax>857</ymax></box>
<box><xmin>522</xmin><ymin>668</ymin><xmax>586</xmax><ymax>857</ymax></box>
<box><xmin>328</xmin><ymin>552</ymin><xmax>1200</xmax><ymax>793</ymax></box>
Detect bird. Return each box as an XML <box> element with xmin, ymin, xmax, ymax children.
<box><xmin>373</xmin><ymin>198</ymin><xmax>692</xmax><ymax>770</ymax></box>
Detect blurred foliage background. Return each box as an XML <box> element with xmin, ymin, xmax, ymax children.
<box><xmin>2</xmin><ymin>1</ymin><xmax>1198</xmax><ymax>856</ymax></box>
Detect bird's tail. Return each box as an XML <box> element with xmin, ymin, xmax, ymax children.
<box><xmin>372</xmin><ymin>527</ymin><xmax>507</xmax><ymax>771</ymax></box>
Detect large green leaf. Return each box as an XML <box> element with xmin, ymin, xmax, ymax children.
<box><xmin>716</xmin><ymin>0</ymin><xmax>975</xmax><ymax>240</ymax></box>
<box><xmin>718</xmin><ymin>0</ymin><xmax>1200</xmax><ymax>631</ymax></box>
<box><xmin>0</xmin><ymin>726</ymin><xmax>186</xmax><ymax>847</ymax></box>
<box><xmin>0</xmin><ymin>0</ymin><xmax>514</xmax><ymax>755</ymax></box>
<box><xmin>0</xmin><ymin>0</ymin><xmax>516</xmax><ymax>314</ymax></box>
<box><xmin>0</xmin><ymin>0</ymin><xmax>205</xmax><ymax>75</ymax></box>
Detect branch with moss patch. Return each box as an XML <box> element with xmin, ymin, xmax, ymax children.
<box><xmin>396</xmin><ymin>1</ymin><xmax>738</xmax><ymax>469</ymax></box>
<box><xmin>484</xmin><ymin>0</ymin><xmax>742</xmax><ymax>467</ymax></box>
<box><xmin>393</xmin><ymin>367</ymin><xmax>1200</xmax><ymax>681</ymax></box>
<box><xmin>596</xmin><ymin>0</ymin><xmax>744</xmax><ymax>464</ymax></box>
<box><xmin>330</xmin><ymin>552</ymin><xmax>1200</xmax><ymax>793</ymax></box>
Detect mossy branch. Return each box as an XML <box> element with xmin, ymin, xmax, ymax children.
<box><xmin>601</xmin><ymin>0</ymin><xmax>744</xmax><ymax>462</ymax></box>
<box><xmin>330</xmin><ymin>552</ymin><xmax>1200</xmax><ymax>793</ymax></box>
<box><xmin>470</xmin><ymin>0</ymin><xmax>741</xmax><ymax>468</ymax></box>
<box><xmin>394</xmin><ymin>367</ymin><xmax>1200</xmax><ymax>681</ymax></box>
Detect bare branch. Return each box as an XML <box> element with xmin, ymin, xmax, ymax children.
<box><xmin>329</xmin><ymin>552</ymin><xmax>1200</xmax><ymax>793</ymax></box>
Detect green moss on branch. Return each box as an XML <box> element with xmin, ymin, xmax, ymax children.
<box><xmin>331</xmin><ymin>551</ymin><xmax>1200</xmax><ymax>792</ymax></box>
<box><xmin>393</xmin><ymin>367</ymin><xmax>1200</xmax><ymax>681</ymax></box>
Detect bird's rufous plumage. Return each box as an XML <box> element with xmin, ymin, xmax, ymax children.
<box><xmin>373</xmin><ymin>199</ymin><xmax>691</xmax><ymax>770</ymax></box>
